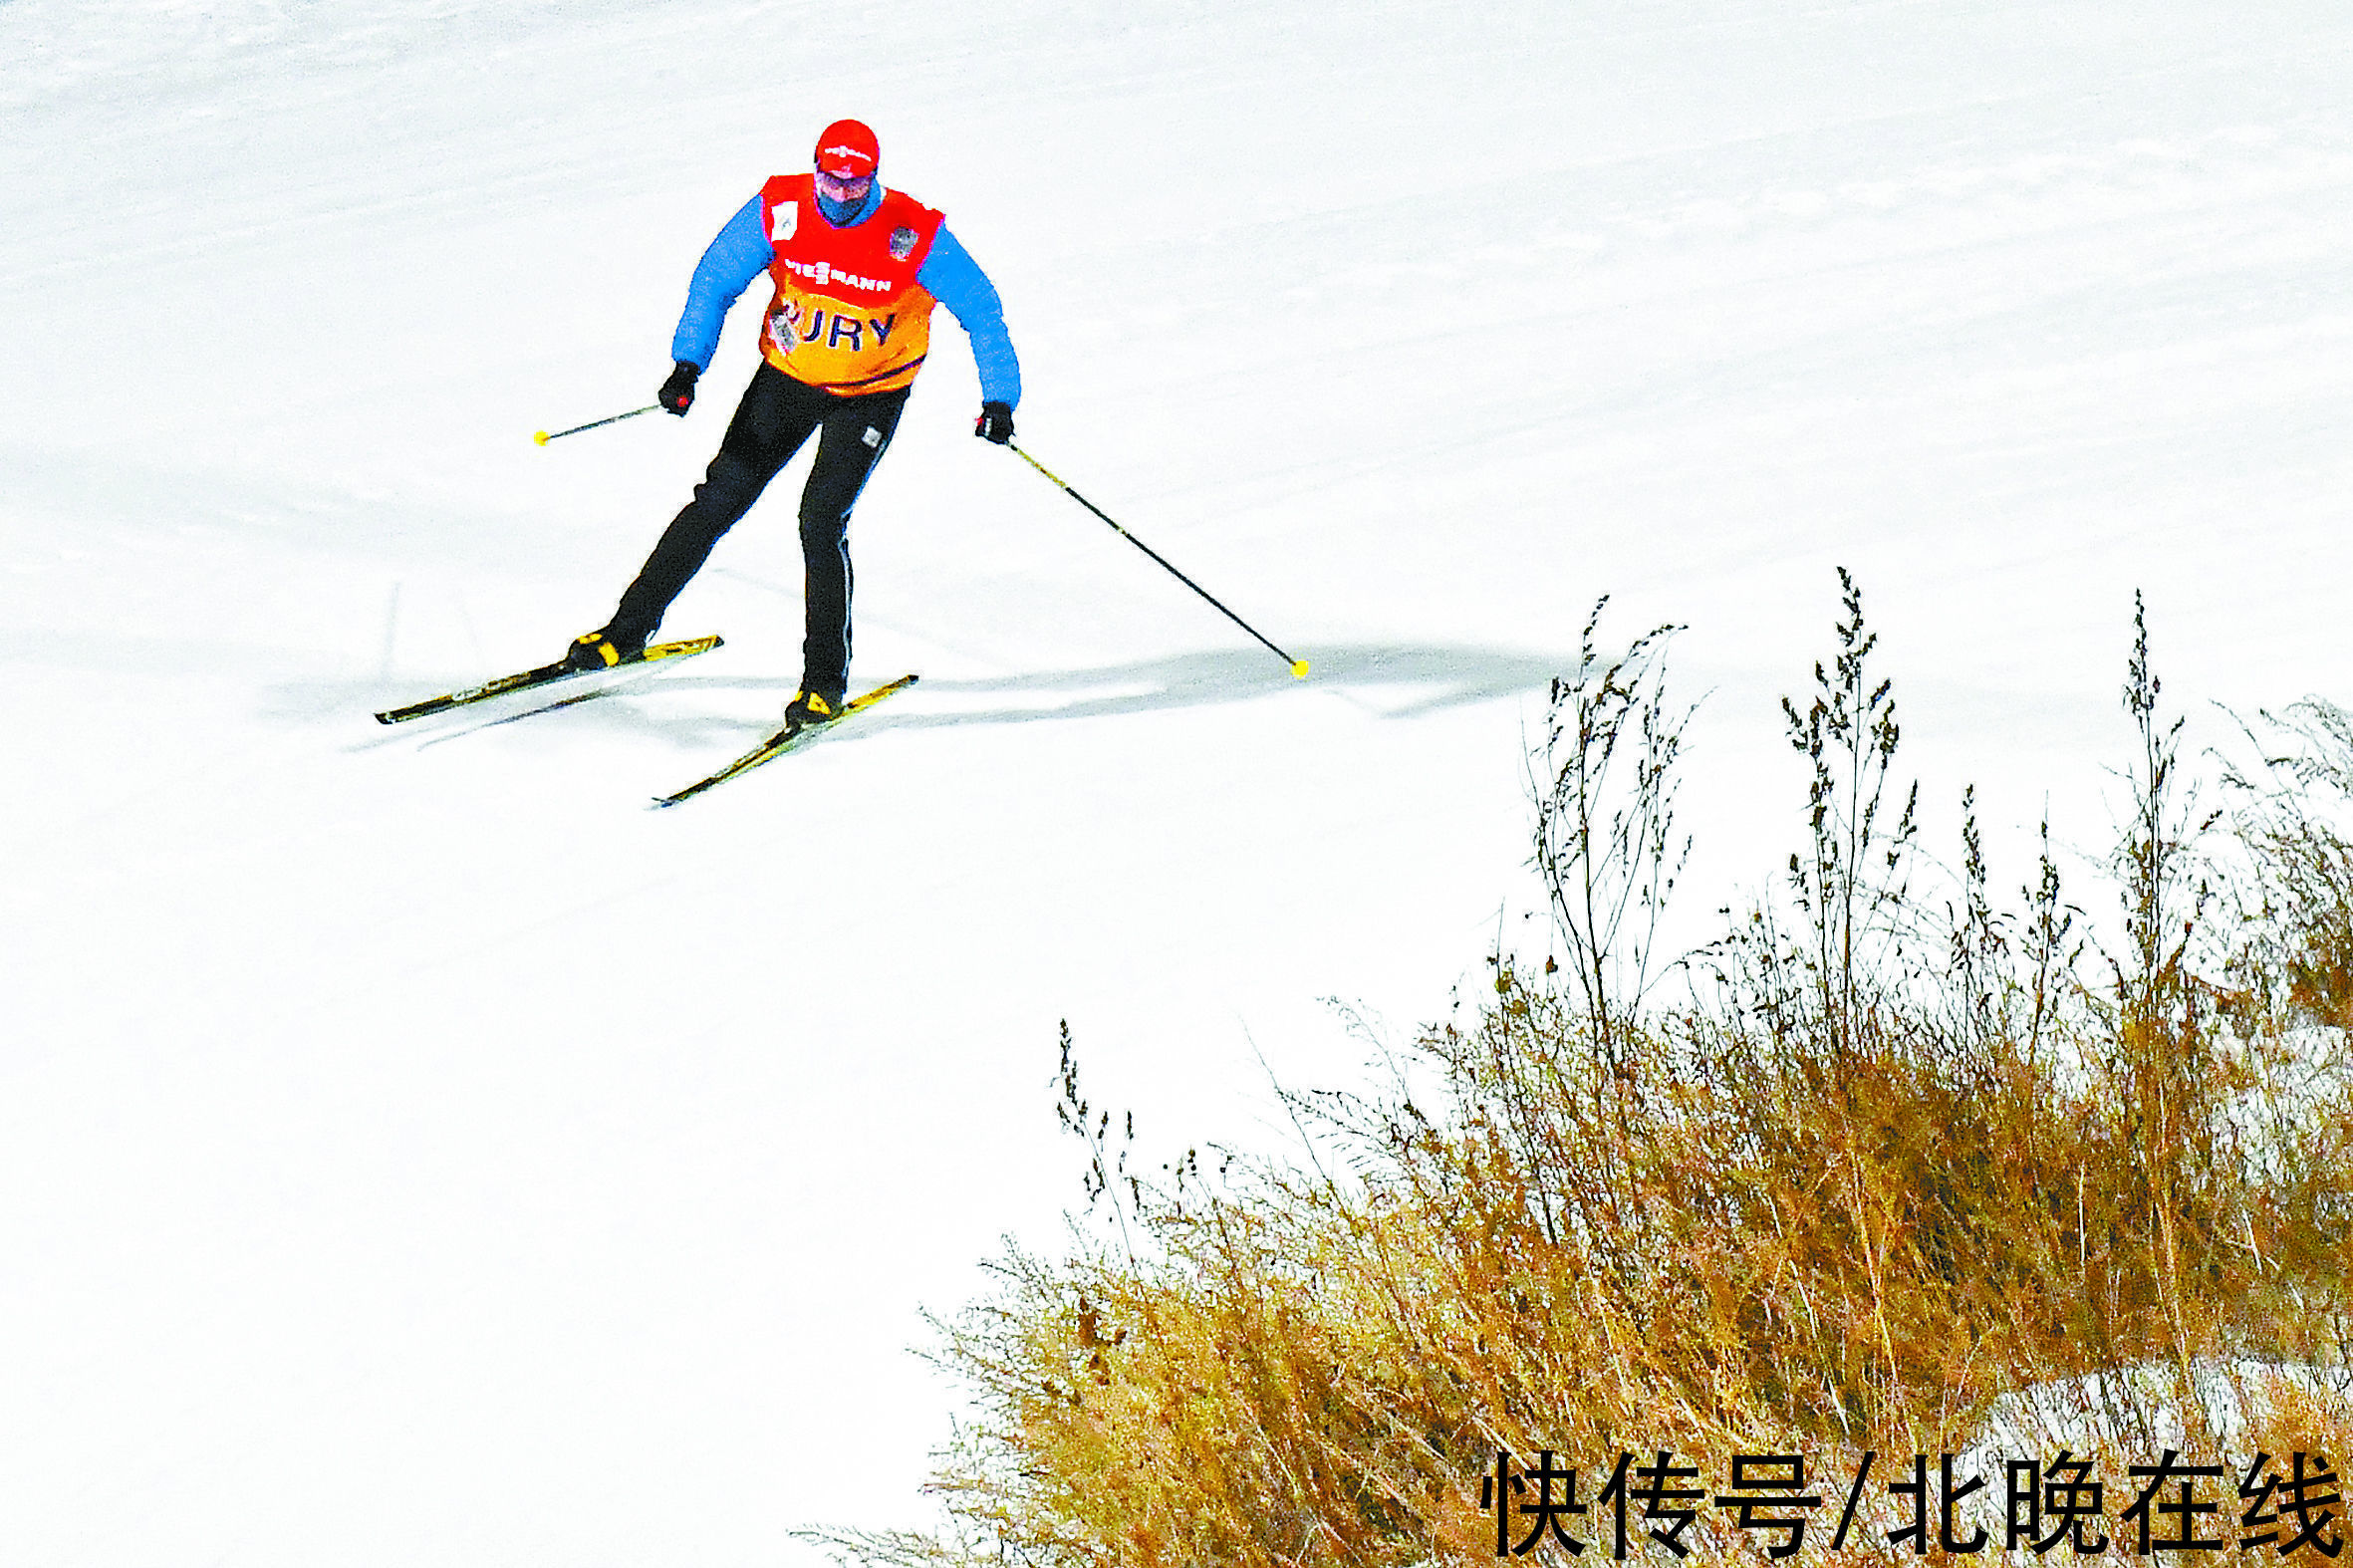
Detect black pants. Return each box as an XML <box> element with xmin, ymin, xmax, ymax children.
<box><xmin>608</xmin><ymin>363</ymin><xmax>911</xmax><ymax>695</ymax></box>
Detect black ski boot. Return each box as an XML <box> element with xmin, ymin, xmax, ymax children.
<box><xmin>784</xmin><ymin>686</ymin><xmax>848</xmax><ymax>729</ymax></box>
<box><xmin>563</xmin><ymin>628</ymin><xmax>647</xmax><ymax>671</ymax></box>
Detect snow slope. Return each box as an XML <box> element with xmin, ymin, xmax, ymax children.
<box><xmin>4</xmin><ymin>1</ymin><xmax>2350</xmax><ymax>1561</ymax></box>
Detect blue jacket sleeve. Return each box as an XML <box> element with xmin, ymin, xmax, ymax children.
<box><xmin>670</xmin><ymin>197</ymin><xmax>772</xmax><ymax>371</ymax></box>
<box><xmin>919</xmin><ymin>226</ymin><xmax>1022</xmax><ymax>409</ymax></box>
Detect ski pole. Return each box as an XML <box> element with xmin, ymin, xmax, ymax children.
<box><xmin>1008</xmin><ymin>443</ymin><xmax>1308</xmax><ymax>679</ymax></box>
<box><xmin>533</xmin><ymin>404</ymin><xmax>661</xmax><ymax>445</ymax></box>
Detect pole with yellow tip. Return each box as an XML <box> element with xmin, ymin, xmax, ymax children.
<box><xmin>532</xmin><ymin>404</ymin><xmax>661</xmax><ymax>446</ymax></box>
<box><xmin>1007</xmin><ymin>442</ymin><xmax>1309</xmax><ymax>679</ymax></box>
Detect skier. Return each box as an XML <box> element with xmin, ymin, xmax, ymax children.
<box><xmin>565</xmin><ymin>118</ymin><xmax>1020</xmax><ymax>727</ymax></box>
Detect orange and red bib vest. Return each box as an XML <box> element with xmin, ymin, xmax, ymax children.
<box><xmin>756</xmin><ymin>174</ymin><xmax>945</xmax><ymax>396</ymax></box>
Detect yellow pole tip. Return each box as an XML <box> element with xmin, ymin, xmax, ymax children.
<box><xmin>1291</xmin><ymin>659</ymin><xmax>1310</xmax><ymax>679</ymax></box>
<box><xmin>532</xmin><ymin>431</ymin><xmax>550</xmax><ymax>445</ymax></box>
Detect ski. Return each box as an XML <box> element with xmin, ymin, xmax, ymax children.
<box><xmin>374</xmin><ymin>635</ymin><xmax>724</xmax><ymax>724</ymax></box>
<box><xmin>652</xmin><ymin>673</ymin><xmax>919</xmax><ymax>809</ymax></box>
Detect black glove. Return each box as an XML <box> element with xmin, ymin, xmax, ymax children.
<box><xmin>974</xmin><ymin>399</ymin><xmax>1014</xmax><ymax>444</ymax></box>
<box><xmin>659</xmin><ymin>361</ymin><xmax>699</xmax><ymax>416</ymax></box>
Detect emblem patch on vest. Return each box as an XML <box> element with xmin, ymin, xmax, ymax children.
<box><xmin>889</xmin><ymin>225</ymin><xmax>917</xmax><ymax>260</ymax></box>
<box><xmin>766</xmin><ymin>303</ymin><xmax>801</xmax><ymax>357</ymax></box>
<box><xmin>772</xmin><ymin>202</ymin><xmax>799</xmax><ymax>241</ymax></box>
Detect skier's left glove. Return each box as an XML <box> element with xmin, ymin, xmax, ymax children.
<box><xmin>974</xmin><ymin>400</ymin><xmax>1014</xmax><ymax>444</ymax></box>
<box><xmin>659</xmin><ymin>361</ymin><xmax>700</xmax><ymax>416</ymax></box>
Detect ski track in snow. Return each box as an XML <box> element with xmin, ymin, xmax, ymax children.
<box><xmin>4</xmin><ymin>1</ymin><xmax>2352</xmax><ymax>1561</ymax></box>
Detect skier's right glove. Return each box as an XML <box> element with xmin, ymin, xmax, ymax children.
<box><xmin>974</xmin><ymin>400</ymin><xmax>1014</xmax><ymax>444</ymax></box>
<box><xmin>659</xmin><ymin>361</ymin><xmax>700</xmax><ymax>416</ymax></box>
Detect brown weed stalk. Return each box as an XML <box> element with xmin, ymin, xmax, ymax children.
<box><xmin>814</xmin><ymin>584</ymin><xmax>2353</xmax><ymax>1566</ymax></box>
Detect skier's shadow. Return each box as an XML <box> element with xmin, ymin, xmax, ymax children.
<box><xmin>671</xmin><ymin>643</ymin><xmax>1564</xmax><ymax>741</ymax></box>
<box><xmin>328</xmin><ymin>643</ymin><xmax>1563</xmax><ymax>751</ymax></box>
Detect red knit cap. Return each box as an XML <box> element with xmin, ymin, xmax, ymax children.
<box><xmin>814</xmin><ymin>120</ymin><xmax>880</xmax><ymax>177</ymax></box>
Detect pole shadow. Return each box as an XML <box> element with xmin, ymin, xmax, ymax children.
<box><xmin>853</xmin><ymin>644</ymin><xmax>1565</xmax><ymax>737</ymax></box>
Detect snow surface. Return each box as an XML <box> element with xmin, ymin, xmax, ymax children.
<box><xmin>4</xmin><ymin>1</ymin><xmax>2351</xmax><ymax>1561</ymax></box>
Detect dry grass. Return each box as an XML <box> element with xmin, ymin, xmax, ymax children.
<box><xmin>814</xmin><ymin>581</ymin><xmax>2353</xmax><ymax>1565</ymax></box>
